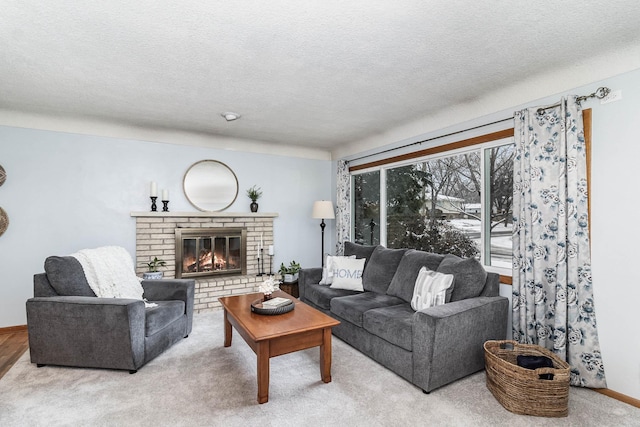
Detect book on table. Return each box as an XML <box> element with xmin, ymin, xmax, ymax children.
<box><xmin>262</xmin><ymin>297</ymin><xmax>292</xmax><ymax>308</ymax></box>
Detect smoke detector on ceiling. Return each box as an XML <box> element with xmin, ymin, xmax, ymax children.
<box><xmin>221</xmin><ymin>112</ymin><xmax>241</xmax><ymax>121</ymax></box>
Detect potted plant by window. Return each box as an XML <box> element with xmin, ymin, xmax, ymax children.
<box><xmin>246</xmin><ymin>185</ymin><xmax>262</xmax><ymax>212</ymax></box>
<box><xmin>279</xmin><ymin>260</ymin><xmax>301</xmax><ymax>283</ymax></box>
<box><xmin>143</xmin><ymin>257</ymin><xmax>166</xmax><ymax>280</ymax></box>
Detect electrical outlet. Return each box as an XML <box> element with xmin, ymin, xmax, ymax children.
<box><xmin>600</xmin><ymin>90</ymin><xmax>622</xmax><ymax>104</ymax></box>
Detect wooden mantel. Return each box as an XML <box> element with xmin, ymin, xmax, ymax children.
<box><xmin>130</xmin><ymin>212</ymin><xmax>279</xmax><ymax>218</ymax></box>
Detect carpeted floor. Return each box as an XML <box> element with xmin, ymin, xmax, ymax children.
<box><xmin>1</xmin><ymin>310</ymin><xmax>638</xmax><ymax>427</ymax></box>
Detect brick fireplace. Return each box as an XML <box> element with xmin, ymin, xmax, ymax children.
<box><xmin>131</xmin><ymin>211</ymin><xmax>277</xmax><ymax>312</ymax></box>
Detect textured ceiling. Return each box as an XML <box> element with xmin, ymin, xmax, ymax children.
<box><xmin>2</xmin><ymin>1</ymin><xmax>640</xmax><ymax>156</ymax></box>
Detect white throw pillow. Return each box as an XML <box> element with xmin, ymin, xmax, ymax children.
<box><xmin>329</xmin><ymin>257</ymin><xmax>365</xmax><ymax>291</ymax></box>
<box><xmin>411</xmin><ymin>267</ymin><xmax>454</xmax><ymax>311</ymax></box>
<box><xmin>319</xmin><ymin>255</ymin><xmax>356</xmax><ymax>285</ymax></box>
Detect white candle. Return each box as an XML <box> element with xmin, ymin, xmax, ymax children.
<box><xmin>162</xmin><ymin>189</ymin><xmax>169</xmax><ymax>201</ymax></box>
<box><xmin>150</xmin><ymin>181</ymin><xmax>157</xmax><ymax>197</ymax></box>
<box><xmin>268</xmin><ymin>245</ymin><xmax>274</xmax><ymax>256</ymax></box>
<box><xmin>260</xmin><ymin>233</ymin><xmax>263</xmax><ymax>250</ymax></box>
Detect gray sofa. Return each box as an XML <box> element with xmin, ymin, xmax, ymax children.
<box><xmin>26</xmin><ymin>256</ymin><xmax>195</xmax><ymax>373</ymax></box>
<box><xmin>299</xmin><ymin>242</ymin><xmax>509</xmax><ymax>393</ymax></box>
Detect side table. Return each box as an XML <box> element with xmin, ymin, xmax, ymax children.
<box><xmin>279</xmin><ymin>280</ymin><xmax>299</xmax><ymax>298</ymax></box>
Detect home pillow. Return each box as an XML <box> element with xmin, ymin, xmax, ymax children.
<box><xmin>387</xmin><ymin>250</ymin><xmax>446</xmax><ymax>303</ymax></box>
<box><xmin>361</xmin><ymin>246</ymin><xmax>407</xmax><ymax>294</ymax></box>
<box><xmin>343</xmin><ymin>242</ymin><xmax>378</xmax><ymax>273</ymax></box>
<box><xmin>436</xmin><ymin>255</ymin><xmax>487</xmax><ymax>302</ymax></box>
<box><xmin>411</xmin><ymin>267</ymin><xmax>454</xmax><ymax>311</ymax></box>
<box><xmin>319</xmin><ymin>255</ymin><xmax>356</xmax><ymax>285</ymax></box>
<box><xmin>44</xmin><ymin>256</ymin><xmax>96</xmax><ymax>296</ymax></box>
<box><xmin>329</xmin><ymin>257</ymin><xmax>366</xmax><ymax>291</ymax></box>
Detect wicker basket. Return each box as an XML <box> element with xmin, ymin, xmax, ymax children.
<box><xmin>484</xmin><ymin>340</ymin><xmax>570</xmax><ymax>417</ymax></box>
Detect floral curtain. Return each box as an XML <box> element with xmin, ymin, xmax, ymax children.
<box><xmin>335</xmin><ymin>160</ymin><xmax>351</xmax><ymax>255</ymax></box>
<box><xmin>512</xmin><ymin>96</ymin><xmax>606</xmax><ymax>388</ymax></box>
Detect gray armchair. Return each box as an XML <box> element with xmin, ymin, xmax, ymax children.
<box><xmin>26</xmin><ymin>256</ymin><xmax>195</xmax><ymax>373</ymax></box>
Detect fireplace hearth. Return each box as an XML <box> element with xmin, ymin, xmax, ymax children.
<box><xmin>175</xmin><ymin>227</ymin><xmax>247</xmax><ymax>278</ymax></box>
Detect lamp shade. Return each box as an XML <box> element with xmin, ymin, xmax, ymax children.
<box><xmin>312</xmin><ymin>200</ymin><xmax>335</xmax><ymax>219</ymax></box>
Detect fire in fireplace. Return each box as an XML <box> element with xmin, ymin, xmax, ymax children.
<box><xmin>175</xmin><ymin>228</ymin><xmax>247</xmax><ymax>278</ymax></box>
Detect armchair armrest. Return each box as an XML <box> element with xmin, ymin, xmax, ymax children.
<box><xmin>26</xmin><ymin>296</ymin><xmax>146</xmax><ymax>371</ymax></box>
<box><xmin>142</xmin><ymin>279</ymin><xmax>195</xmax><ymax>335</ymax></box>
<box><xmin>298</xmin><ymin>268</ymin><xmax>322</xmax><ymax>300</ymax></box>
<box><xmin>412</xmin><ymin>296</ymin><xmax>509</xmax><ymax>392</ymax></box>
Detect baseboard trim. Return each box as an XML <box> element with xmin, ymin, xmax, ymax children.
<box><xmin>594</xmin><ymin>388</ymin><xmax>640</xmax><ymax>408</ymax></box>
<box><xmin>0</xmin><ymin>325</ymin><xmax>28</xmax><ymax>335</ymax></box>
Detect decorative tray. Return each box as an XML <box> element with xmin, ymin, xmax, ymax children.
<box><xmin>251</xmin><ymin>297</ymin><xmax>295</xmax><ymax>315</ymax></box>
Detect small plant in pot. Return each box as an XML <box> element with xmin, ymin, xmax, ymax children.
<box><xmin>143</xmin><ymin>257</ymin><xmax>166</xmax><ymax>280</ymax></box>
<box><xmin>279</xmin><ymin>260</ymin><xmax>301</xmax><ymax>283</ymax></box>
<box><xmin>246</xmin><ymin>185</ymin><xmax>262</xmax><ymax>212</ymax></box>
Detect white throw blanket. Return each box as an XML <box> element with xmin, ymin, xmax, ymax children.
<box><xmin>71</xmin><ymin>246</ymin><xmax>156</xmax><ymax>307</ymax></box>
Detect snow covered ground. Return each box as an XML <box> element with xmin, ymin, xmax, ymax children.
<box><xmin>449</xmin><ymin>219</ymin><xmax>512</xmax><ymax>269</ymax></box>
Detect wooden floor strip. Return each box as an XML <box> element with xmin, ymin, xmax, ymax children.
<box><xmin>0</xmin><ymin>330</ymin><xmax>29</xmax><ymax>380</ymax></box>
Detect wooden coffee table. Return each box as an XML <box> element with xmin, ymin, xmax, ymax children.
<box><xmin>218</xmin><ymin>290</ymin><xmax>340</xmax><ymax>404</ymax></box>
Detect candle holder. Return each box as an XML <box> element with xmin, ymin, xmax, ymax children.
<box><xmin>150</xmin><ymin>196</ymin><xmax>158</xmax><ymax>212</ymax></box>
<box><xmin>162</xmin><ymin>200</ymin><xmax>169</xmax><ymax>212</ymax></box>
<box><xmin>256</xmin><ymin>248</ymin><xmax>265</xmax><ymax>276</ymax></box>
<box><xmin>268</xmin><ymin>254</ymin><xmax>273</xmax><ymax>276</ymax></box>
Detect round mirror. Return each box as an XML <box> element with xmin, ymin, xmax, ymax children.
<box><xmin>183</xmin><ymin>160</ymin><xmax>239</xmax><ymax>212</ymax></box>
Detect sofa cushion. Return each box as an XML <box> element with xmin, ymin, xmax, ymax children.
<box><xmin>363</xmin><ymin>304</ymin><xmax>415</xmax><ymax>351</ymax></box>
<box><xmin>145</xmin><ymin>300</ymin><xmax>185</xmax><ymax>337</ymax></box>
<box><xmin>361</xmin><ymin>246</ymin><xmax>407</xmax><ymax>294</ymax></box>
<box><xmin>386</xmin><ymin>250</ymin><xmax>446</xmax><ymax>302</ymax></box>
<box><xmin>44</xmin><ymin>256</ymin><xmax>96</xmax><ymax>297</ymax></box>
<box><xmin>305</xmin><ymin>283</ymin><xmax>361</xmax><ymax>310</ymax></box>
<box><xmin>330</xmin><ymin>292</ymin><xmax>405</xmax><ymax>328</ymax></box>
<box><xmin>344</xmin><ymin>242</ymin><xmax>378</xmax><ymax>272</ymax></box>
<box><xmin>436</xmin><ymin>255</ymin><xmax>487</xmax><ymax>302</ymax></box>
<box><xmin>330</xmin><ymin>257</ymin><xmax>365</xmax><ymax>291</ymax></box>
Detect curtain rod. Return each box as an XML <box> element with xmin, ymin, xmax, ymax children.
<box><xmin>347</xmin><ymin>86</ymin><xmax>611</xmax><ymax>165</ymax></box>
<box><xmin>536</xmin><ymin>86</ymin><xmax>610</xmax><ymax>115</ymax></box>
<box><xmin>346</xmin><ymin>116</ymin><xmax>512</xmax><ymax>164</ymax></box>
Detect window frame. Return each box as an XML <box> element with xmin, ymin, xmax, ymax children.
<box><xmin>350</xmin><ymin>128</ymin><xmax>516</xmax><ymax>282</ymax></box>
<box><xmin>349</xmin><ymin>109</ymin><xmax>592</xmax><ymax>285</ymax></box>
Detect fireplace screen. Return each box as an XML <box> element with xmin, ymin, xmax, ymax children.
<box><xmin>175</xmin><ymin>228</ymin><xmax>246</xmax><ymax>278</ymax></box>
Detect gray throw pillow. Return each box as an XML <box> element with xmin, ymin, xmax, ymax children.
<box><xmin>344</xmin><ymin>242</ymin><xmax>378</xmax><ymax>272</ymax></box>
<box><xmin>436</xmin><ymin>255</ymin><xmax>487</xmax><ymax>302</ymax></box>
<box><xmin>44</xmin><ymin>256</ymin><xmax>96</xmax><ymax>296</ymax></box>
<box><xmin>361</xmin><ymin>246</ymin><xmax>407</xmax><ymax>294</ymax></box>
<box><xmin>386</xmin><ymin>250</ymin><xmax>446</xmax><ymax>303</ymax></box>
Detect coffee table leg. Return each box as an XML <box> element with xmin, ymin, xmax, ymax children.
<box><xmin>223</xmin><ymin>310</ymin><xmax>232</xmax><ymax>347</ymax></box>
<box><xmin>320</xmin><ymin>327</ymin><xmax>332</xmax><ymax>383</ymax></box>
<box><xmin>257</xmin><ymin>341</ymin><xmax>270</xmax><ymax>404</ymax></box>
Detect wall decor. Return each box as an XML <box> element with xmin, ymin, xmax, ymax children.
<box><xmin>183</xmin><ymin>160</ymin><xmax>239</xmax><ymax>212</ymax></box>
<box><xmin>0</xmin><ymin>165</ymin><xmax>6</xmax><ymax>187</ymax></box>
<box><xmin>0</xmin><ymin>207</ymin><xmax>8</xmax><ymax>237</ymax></box>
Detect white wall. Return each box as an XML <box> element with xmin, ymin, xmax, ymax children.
<box><xmin>0</xmin><ymin>128</ymin><xmax>333</xmax><ymax>327</ymax></box>
<box><xmin>589</xmin><ymin>69</ymin><xmax>640</xmax><ymax>401</ymax></box>
<box><xmin>340</xmin><ymin>67</ymin><xmax>640</xmax><ymax>401</ymax></box>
